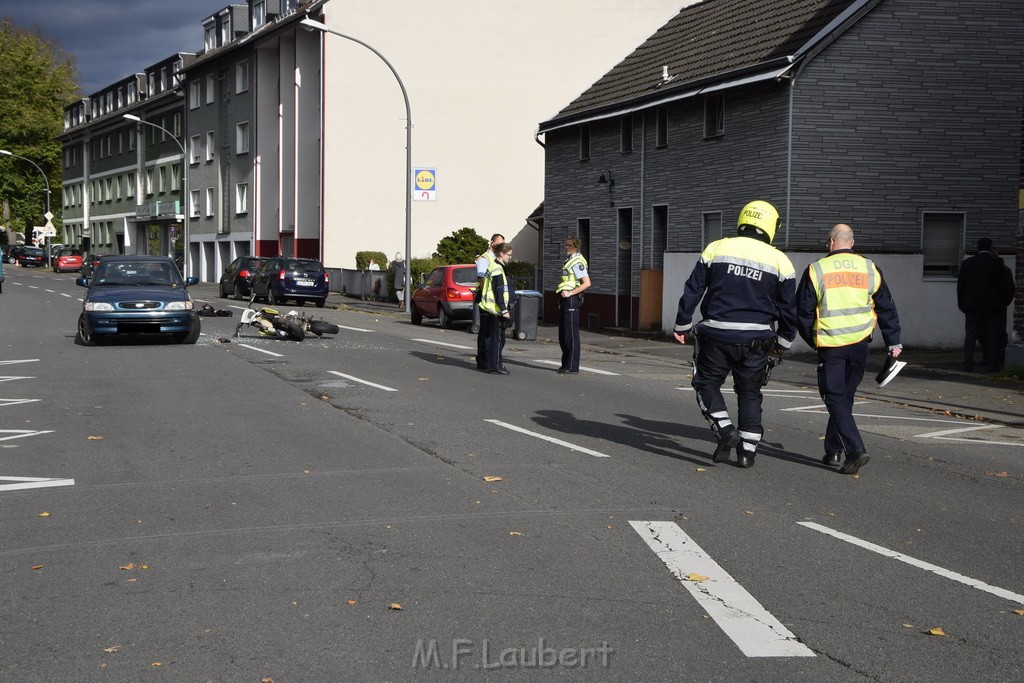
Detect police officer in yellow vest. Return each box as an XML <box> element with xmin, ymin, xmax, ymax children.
<box><xmin>556</xmin><ymin>236</ymin><xmax>591</xmax><ymax>374</ymax></box>
<box><xmin>674</xmin><ymin>200</ymin><xmax>797</xmax><ymax>468</ymax></box>
<box><xmin>479</xmin><ymin>243</ymin><xmax>515</xmax><ymax>374</ymax></box>
<box><xmin>797</xmin><ymin>224</ymin><xmax>902</xmax><ymax>475</ymax></box>
<box><xmin>475</xmin><ymin>234</ymin><xmax>505</xmax><ymax>370</ymax></box>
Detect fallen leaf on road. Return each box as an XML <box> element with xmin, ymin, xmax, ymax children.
<box><xmin>744</xmin><ymin>511</ymin><xmax>754</xmax><ymax>515</ymax></box>
<box><xmin>389</xmin><ymin>603</ymin><xmax>403</xmax><ymax>611</ymax></box>
<box><xmin>346</xmin><ymin>599</ymin><xmax>357</xmax><ymax>606</ymax></box>
<box><xmin>103</xmin><ymin>646</ymin><xmax>120</xmax><ymax>653</ymax></box>
<box><xmin>418</xmin><ymin>377</ymin><xmax>430</xmax><ymax>381</ymax></box>
<box><xmin>119</xmin><ymin>563</ymin><xmax>137</xmax><ymax>571</ymax></box>
<box><xmin>925</xmin><ymin>627</ymin><xmax>947</xmax><ymax>637</ymax></box>
<box><xmin>901</xmin><ymin>624</ymin><xmax>914</xmax><ymax>629</ymax></box>
<box><xmin>695</xmin><ymin>467</ymin><xmax>706</xmax><ymax>472</ymax></box>
<box><xmin>31</xmin><ymin>565</ymin><xmax>43</xmax><ymax>571</ymax></box>
<box><xmin>685</xmin><ymin>573</ymin><xmax>709</xmax><ymax>582</ymax></box>
<box><xmin>262</xmin><ymin>678</ymin><xmax>274</xmax><ymax>683</ymax></box>
<box><xmin>87</xmin><ymin>435</ymin><xmax>104</xmax><ymax>440</ymax></box>
<box><xmin>986</xmin><ymin>471</ymin><xmax>1010</xmax><ymax>478</ymax></box>
<box><xmin>509</xmin><ymin>531</ymin><xmax>523</xmax><ymax>536</ymax></box>
<box><xmin>151</xmin><ymin>662</ymin><xmax>162</xmax><ymax>667</ymax></box>
<box><xmin>1013</xmin><ymin>610</ymin><xmax>1024</xmax><ymax>616</ymax></box>
<box><xmin>483</xmin><ymin>476</ymin><xmax>502</xmax><ymax>482</ymax></box>
<box><xmin>38</xmin><ymin>512</ymin><xmax>49</xmax><ymax>517</ymax></box>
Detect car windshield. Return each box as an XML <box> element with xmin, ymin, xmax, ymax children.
<box><xmin>93</xmin><ymin>261</ymin><xmax>182</xmax><ymax>286</ymax></box>
<box><xmin>59</xmin><ymin>249</ymin><xmax>82</xmax><ymax>256</ymax></box>
<box><xmin>452</xmin><ymin>267</ymin><xmax>477</xmax><ymax>286</ymax></box>
<box><xmin>24</xmin><ymin>248</ymin><xmax>44</xmax><ymax>256</ymax></box>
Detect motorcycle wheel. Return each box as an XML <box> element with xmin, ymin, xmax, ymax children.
<box><xmin>285</xmin><ymin>321</ymin><xmax>306</xmax><ymax>341</ymax></box>
<box><xmin>310</xmin><ymin>321</ymin><xmax>340</xmax><ymax>336</ymax></box>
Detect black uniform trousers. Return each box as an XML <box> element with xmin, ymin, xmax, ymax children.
<box><xmin>692</xmin><ymin>336</ymin><xmax>769</xmax><ymax>455</ymax></box>
<box><xmin>558</xmin><ymin>293</ymin><xmax>582</xmax><ymax>371</ymax></box>
<box><xmin>963</xmin><ymin>308</ymin><xmax>1006</xmax><ymax>370</ymax></box>
<box><xmin>479</xmin><ymin>312</ymin><xmax>506</xmax><ymax>372</ymax></box>
<box><xmin>817</xmin><ymin>339</ymin><xmax>870</xmax><ymax>455</ymax></box>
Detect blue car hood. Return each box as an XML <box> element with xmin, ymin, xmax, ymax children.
<box><xmin>87</xmin><ymin>283</ymin><xmax>191</xmax><ymax>304</ymax></box>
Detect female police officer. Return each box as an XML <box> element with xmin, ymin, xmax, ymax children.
<box><xmin>556</xmin><ymin>236</ymin><xmax>591</xmax><ymax>374</ymax></box>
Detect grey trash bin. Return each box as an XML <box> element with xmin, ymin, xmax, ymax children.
<box><xmin>512</xmin><ymin>290</ymin><xmax>542</xmax><ymax>341</ymax></box>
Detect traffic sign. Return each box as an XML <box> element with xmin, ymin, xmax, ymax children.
<box><xmin>413</xmin><ymin>168</ymin><xmax>436</xmax><ymax>201</ymax></box>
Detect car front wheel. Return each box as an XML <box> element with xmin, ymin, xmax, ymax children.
<box><xmin>175</xmin><ymin>318</ymin><xmax>201</xmax><ymax>344</ymax></box>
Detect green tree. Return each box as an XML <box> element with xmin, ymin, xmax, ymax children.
<box><xmin>433</xmin><ymin>227</ymin><xmax>487</xmax><ymax>265</ymax></box>
<box><xmin>0</xmin><ymin>18</ymin><xmax>78</xmax><ymax>239</ymax></box>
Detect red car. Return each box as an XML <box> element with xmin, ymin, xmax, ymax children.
<box><xmin>410</xmin><ymin>264</ymin><xmax>478</xmax><ymax>328</ymax></box>
<box><xmin>53</xmin><ymin>248</ymin><xmax>84</xmax><ymax>273</ymax></box>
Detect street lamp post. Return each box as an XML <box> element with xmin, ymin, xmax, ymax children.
<box><xmin>0</xmin><ymin>149</ymin><xmax>51</xmax><ymax>251</ymax></box>
<box><xmin>123</xmin><ymin>114</ymin><xmax>190</xmax><ymax>278</ymax></box>
<box><xmin>299</xmin><ymin>17</ymin><xmax>413</xmax><ymax>312</ymax></box>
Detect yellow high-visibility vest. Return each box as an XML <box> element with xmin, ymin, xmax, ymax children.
<box><xmin>479</xmin><ymin>260</ymin><xmax>507</xmax><ymax>315</ymax></box>
<box><xmin>557</xmin><ymin>253</ymin><xmax>587</xmax><ymax>293</ymax></box>
<box><xmin>810</xmin><ymin>253</ymin><xmax>880</xmax><ymax>347</ymax></box>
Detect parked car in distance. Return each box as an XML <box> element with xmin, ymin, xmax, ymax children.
<box><xmin>81</xmin><ymin>253</ymin><xmax>117</xmax><ymax>278</ymax></box>
<box><xmin>47</xmin><ymin>243</ymin><xmax>66</xmax><ymax>268</ymax></box>
<box><xmin>75</xmin><ymin>255</ymin><xmax>200</xmax><ymax>345</ymax></box>
<box><xmin>251</xmin><ymin>257</ymin><xmax>329</xmax><ymax>308</ymax></box>
<box><xmin>219</xmin><ymin>256</ymin><xmax>268</xmax><ymax>300</ymax></box>
<box><xmin>17</xmin><ymin>247</ymin><xmax>46</xmax><ymax>268</ymax></box>
<box><xmin>53</xmin><ymin>248</ymin><xmax>84</xmax><ymax>273</ymax></box>
<box><xmin>410</xmin><ymin>264</ymin><xmax>478</xmax><ymax>328</ymax></box>
<box><xmin>5</xmin><ymin>245</ymin><xmax>28</xmax><ymax>264</ymax></box>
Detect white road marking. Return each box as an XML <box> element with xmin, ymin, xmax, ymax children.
<box><xmin>0</xmin><ymin>377</ymin><xmax>34</xmax><ymax>383</ymax></box>
<box><xmin>534</xmin><ymin>359</ymin><xmax>620</xmax><ymax>375</ymax></box>
<box><xmin>485</xmin><ymin>419</ymin><xmax>610</xmax><ymax>457</ymax></box>
<box><xmin>44</xmin><ymin>289</ymin><xmax>55</xmax><ymax>293</ymax></box>
<box><xmin>631</xmin><ymin>521</ymin><xmax>815</xmax><ymax>657</ymax></box>
<box><xmin>0</xmin><ymin>359</ymin><xmax>40</xmax><ymax>365</ymax></box>
<box><xmin>798</xmin><ymin>522</ymin><xmax>1024</xmax><ymax>604</ymax></box>
<box><xmin>781</xmin><ymin>401</ymin><xmax>871</xmax><ymax>412</ymax></box>
<box><xmin>338</xmin><ymin>325</ymin><xmax>372</xmax><ymax>332</ymax></box>
<box><xmin>0</xmin><ymin>476</ymin><xmax>75</xmax><ymax>492</ymax></box>
<box><xmin>0</xmin><ymin>430</ymin><xmax>54</xmax><ymax>442</ymax></box>
<box><xmin>61</xmin><ymin>293</ymin><xmax>74</xmax><ymax>298</ymax></box>
<box><xmin>28</xmin><ymin>286</ymin><xmax>39</xmax><ymax>289</ymax></box>
<box><xmin>915</xmin><ymin>424</ymin><xmax>1000</xmax><ymax>439</ymax></box>
<box><xmin>678</xmin><ymin>387</ymin><xmax>816</xmax><ymax>395</ymax></box>
<box><xmin>327</xmin><ymin>370</ymin><xmax>398</xmax><ymax>392</ymax></box>
<box><xmin>0</xmin><ymin>399</ymin><xmax>42</xmax><ymax>408</ymax></box>
<box><xmin>237</xmin><ymin>344</ymin><xmax>283</xmax><ymax>357</ymax></box>
<box><xmin>413</xmin><ymin>338</ymin><xmax>473</xmax><ymax>350</ymax></box>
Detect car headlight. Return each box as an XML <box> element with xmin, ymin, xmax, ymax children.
<box><xmin>84</xmin><ymin>301</ymin><xmax>114</xmax><ymax>311</ymax></box>
<box><xmin>165</xmin><ymin>300</ymin><xmax>194</xmax><ymax>311</ymax></box>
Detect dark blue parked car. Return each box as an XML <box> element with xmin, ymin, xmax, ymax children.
<box><xmin>76</xmin><ymin>255</ymin><xmax>200</xmax><ymax>345</ymax></box>
<box><xmin>251</xmin><ymin>257</ymin><xmax>329</xmax><ymax>308</ymax></box>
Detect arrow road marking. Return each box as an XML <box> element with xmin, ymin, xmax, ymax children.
<box><xmin>485</xmin><ymin>419</ymin><xmax>610</xmax><ymax>458</ymax></box>
<box><xmin>327</xmin><ymin>371</ymin><xmax>398</xmax><ymax>392</ymax></box>
<box><xmin>798</xmin><ymin>522</ymin><xmax>1024</xmax><ymax>604</ymax></box>
<box><xmin>0</xmin><ymin>476</ymin><xmax>75</xmax><ymax>492</ymax></box>
<box><xmin>631</xmin><ymin>521</ymin><xmax>814</xmax><ymax>657</ymax></box>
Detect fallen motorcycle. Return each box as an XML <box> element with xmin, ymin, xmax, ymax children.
<box><xmin>234</xmin><ymin>305</ymin><xmax>340</xmax><ymax>341</ymax></box>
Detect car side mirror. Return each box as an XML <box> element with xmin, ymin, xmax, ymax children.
<box><xmin>75</xmin><ymin>277</ymin><xmax>89</xmax><ymax>287</ymax></box>
<box><xmin>185</xmin><ymin>276</ymin><xmax>199</xmax><ymax>286</ymax></box>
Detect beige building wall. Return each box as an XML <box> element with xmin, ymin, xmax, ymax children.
<box><xmin>319</xmin><ymin>0</ymin><xmax>689</xmax><ymax>268</ymax></box>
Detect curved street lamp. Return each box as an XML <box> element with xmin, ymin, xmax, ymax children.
<box><xmin>123</xmin><ymin>114</ymin><xmax>190</xmax><ymax>278</ymax></box>
<box><xmin>0</xmin><ymin>149</ymin><xmax>51</xmax><ymax>246</ymax></box>
<box><xmin>299</xmin><ymin>16</ymin><xmax>413</xmax><ymax>312</ymax></box>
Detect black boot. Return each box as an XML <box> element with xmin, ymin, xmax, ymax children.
<box><xmin>712</xmin><ymin>427</ymin><xmax>740</xmax><ymax>464</ymax></box>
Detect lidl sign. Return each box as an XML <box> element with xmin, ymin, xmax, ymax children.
<box><xmin>414</xmin><ymin>168</ymin><xmax>436</xmax><ymax>201</ymax></box>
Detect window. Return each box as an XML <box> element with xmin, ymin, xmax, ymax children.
<box><xmin>190</xmin><ymin>135</ymin><xmax>201</xmax><ymax>163</ymax></box>
<box><xmin>220</xmin><ymin>16</ymin><xmax>231</xmax><ymax>45</ymax></box>
<box><xmin>253</xmin><ymin>0</ymin><xmax>266</xmax><ymax>27</ymax></box>
<box><xmin>236</xmin><ymin>60</ymin><xmax>249</xmax><ymax>93</ymax></box>
<box><xmin>704</xmin><ymin>94</ymin><xmax>725</xmax><ymax>138</ymax></box>
<box><xmin>172</xmin><ymin>112</ymin><xmax>181</xmax><ymax>137</ymax></box>
<box><xmin>235</xmin><ymin>183</ymin><xmax>249</xmax><ymax>214</ymax></box>
<box><xmin>206</xmin><ymin>131</ymin><xmax>215</xmax><ymax>161</ymax></box>
<box><xmin>206</xmin><ymin>188</ymin><xmax>215</xmax><ymax>217</ymax></box>
<box><xmin>146</xmin><ymin>170</ymin><xmax>154</xmax><ymax>196</ymax></box>
<box><xmin>577</xmin><ymin>219</ymin><xmax>591</xmax><ymax>263</ymax></box>
<box><xmin>236</xmin><ymin>121</ymin><xmax>250</xmax><ymax>154</ymax></box>
<box><xmin>160</xmin><ymin>67</ymin><xmax>169</xmax><ymax>92</ymax></box>
<box><xmin>117</xmin><ymin>87</ymin><xmax>123</xmax><ymax>108</ymax></box>
<box><xmin>204</xmin><ymin>23</ymin><xmax>216</xmax><ymax>51</ymax></box>
<box><xmin>115</xmin><ymin>176</ymin><xmax>122</xmax><ymax>200</ymax></box>
<box><xmin>190</xmin><ymin>189</ymin><xmax>201</xmax><ymax>218</ymax></box>
<box><xmin>579</xmin><ymin>124</ymin><xmax>590</xmax><ymax>161</ymax></box>
<box><xmin>160</xmin><ymin>116</ymin><xmax>167</xmax><ymax>141</ymax></box>
<box><xmin>170</xmin><ymin>164</ymin><xmax>180</xmax><ymax>192</ymax></box>
<box><xmin>703</xmin><ymin>212</ymin><xmax>723</xmax><ymax>246</ymax></box>
<box><xmin>652</xmin><ymin>205</ymin><xmax>668</xmax><ymax>270</ymax></box>
<box><xmin>620</xmin><ymin>115</ymin><xmax>633</xmax><ymax>153</ymax></box>
<box><xmin>158</xmin><ymin>167</ymin><xmax>167</xmax><ymax>194</ymax></box>
<box><xmin>127</xmin><ymin>173</ymin><xmax>135</xmax><ymax>198</ymax></box>
<box><xmin>656</xmin><ymin>106</ymin><xmax>668</xmax><ymax>148</ymax></box>
<box><xmin>147</xmin><ymin>73</ymin><xmax>155</xmax><ymax>97</ymax></box>
<box><xmin>105</xmin><ymin>178</ymin><xmax>112</xmax><ymax>201</ymax></box>
<box><xmin>189</xmin><ymin>80</ymin><xmax>200</xmax><ymax>109</ymax></box>
<box><xmin>128</xmin><ymin>83</ymin><xmax>137</xmax><ymax>103</ymax></box>
<box><xmin>206</xmin><ymin>74</ymin><xmax>215</xmax><ymax>104</ymax></box>
<box><xmin>128</xmin><ymin>128</ymin><xmax>135</xmax><ymax>151</ymax></box>
<box><xmin>922</xmin><ymin>212</ymin><xmax>965</xmax><ymax>278</ymax></box>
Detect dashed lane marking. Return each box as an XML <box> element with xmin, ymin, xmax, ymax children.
<box><xmin>413</xmin><ymin>338</ymin><xmax>473</xmax><ymax>350</ymax></box>
<box><xmin>0</xmin><ymin>430</ymin><xmax>54</xmax><ymax>442</ymax></box>
<box><xmin>0</xmin><ymin>476</ymin><xmax>75</xmax><ymax>492</ymax></box>
<box><xmin>0</xmin><ymin>399</ymin><xmax>42</xmax><ymax>408</ymax></box>
<box><xmin>0</xmin><ymin>377</ymin><xmax>34</xmax><ymax>383</ymax></box>
<box><xmin>338</xmin><ymin>325</ymin><xmax>372</xmax><ymax>332</ymax></box>
<box><xmin>327</xmin><ymin>370</ymin><xmax>398</xmax><ymax>392</ymax></box>
<box><xmin>236</xmin><ymin>344</ymin><xmax>283</xmax><ymax>357</ymax></box>
<box><xmin>534</xmin><ymin>359</ymin><xmax>619</xmax><ymax>376</ymax></box>
<box><xmin>798</xmin><ymin>522</ymin><xmax>1024</xmax><ymax>604</ymax></box>
<box><xmin>485</xmin><ymin>419</ymin><xmax>610</xmax><ymax>458</ymax></box>
<box><xmin>0</xmin><ymin>360</ymin><xmax>40</xmax><ymax>365</ymax></box>
<box><xmin>631</xmin><ymin>521</ymin><xmax>815</xmax><ymax>658</ymax></box>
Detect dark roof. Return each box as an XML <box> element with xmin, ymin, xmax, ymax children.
<box><xmin>542</xmin><ymin>0</ymin><xmax>868</xmax><ymax>129</ymax></box>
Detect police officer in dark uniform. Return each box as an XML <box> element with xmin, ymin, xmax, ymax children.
<box><xmin>673</xmin><ymin>200</ymin><xmax>798</xmax><ymax>468</ymax></box>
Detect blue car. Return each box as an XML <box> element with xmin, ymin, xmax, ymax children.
<box><xmin>250</xmin><ymin>257</ymin><xmax>329</xmax><ymax>308</ymax></box>
<box><xmin>76</xmin><ymin>255</ymin><xmax>201</xmax><ymax>345</ymax></box>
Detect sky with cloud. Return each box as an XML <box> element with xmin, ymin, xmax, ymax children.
<box><xmin>3</xmin><ymin>0</ymin><xmax>231</xmax><ymax>95</ymax></box>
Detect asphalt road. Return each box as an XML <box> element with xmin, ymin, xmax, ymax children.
<box><xmin>1</xmin><ymin>268</ymin><xmax>1022</xmax><ymax>682</ymax></box>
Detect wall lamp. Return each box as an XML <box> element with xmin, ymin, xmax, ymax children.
<box><xmin>596</xmin><ymin>169</ymin><xmax>615</xmax><ymax>206</ymax></box>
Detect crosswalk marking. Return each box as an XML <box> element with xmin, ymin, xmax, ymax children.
<box><xmin>631</xmin><ymin>520</ymin><xmax>814</xmax><ymax>657</ymax></box>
